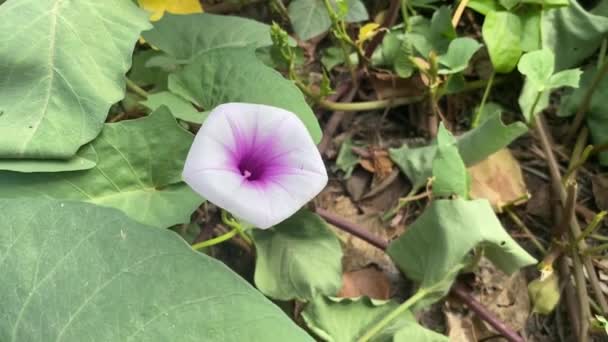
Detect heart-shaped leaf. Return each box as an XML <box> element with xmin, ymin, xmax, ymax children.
<box><xmin>0</xmin><ymin>0</ymin><xmax>150</xmax><ymax>159</ymax></box>
<box><xmin>0</xmin><ymin>198</ymin><xmax>312</xmax><ymax>342</ymax></box>
<box><xmin>168</xmin><ymin>47</ymin><xmax>322</xmax><ymax>143</ymax></box>
<box><xmin>0</xmin><ymin>108</ymin><xmax>203</xmax><ymax>228</ymax></box>
<box><xmin>252</xmin><ymin>210</ymin><xmax>343</xmax><ymax>301</ymax></box>
<box><xmin>482</xmin><ymin>11</ymin><xmax>522</xmax><ymax>73</ymax></box>
<box><xmin>288</xmin><ymin>0</ymin><xmax>369</xmax><ymax>41</ymax></box>
<box><xmin>142</xmin><ymin>13</ymin><xmax>275</xmax><ymax>63</ymax></box>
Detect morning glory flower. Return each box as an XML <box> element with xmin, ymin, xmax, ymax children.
<box><xmin>182</xmin><ymin>103</ymin><xmax>328</xmax><ymax>229</ymax></box>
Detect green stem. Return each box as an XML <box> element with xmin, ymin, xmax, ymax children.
<box><xmin>221</xmin><ymin>210</ymin><xmax>253</xmax><ymax>245</ymax></box>
<box><xmin>471</xmin><ymin>71</ymin><xmax>495</xmax><ymax>128</ymax></box>
<box><xmin>125</xmin><ymin>78</ymin><xmax>149</xmax><ymax>99</ymax></box>
<box><xmin>576</xmin><ymin>211</ymin><xmax>607</xmax><ymax>246</ymax></box>
<box><xmin>400</xmin><ymin>0</ymin><xmax>410</xmax><ymax>32</ymax></box>
<box><xmin>357</xmin><ymin>289</ymin><xmax>428</xmax><ymax>342</ymax></box>
<box><xmin>528</xmin><ymin>91</ymin><xmax>543</xmax><ymax>124</ymax></box>
<box><xmin>319</xmin><ymin>78</ymin><xmax>491</xmax><ymax>112</ymax></box>
<box><xmin>192</xmin><ymin>227</ymin><xmax>239</xmax><ymax>250</ymax></box>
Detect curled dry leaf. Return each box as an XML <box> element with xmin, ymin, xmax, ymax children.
<box><xmin>468</xmin><ymin>148</ymin><xmax>528</xmax><ymax>211</ymax></box>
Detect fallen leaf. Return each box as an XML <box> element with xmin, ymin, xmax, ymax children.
<box><xmin>369</xmin><ymin>72</ymin><xmax>426</xmax><ymax>99</ymax></box>
<box><xmin>446</xmin><ymin>310</ymin><xmax>477</xmax><ymax>342</ymax></box>
<box><xmin>592</xmin><ymin>174</ymin><xmax>608</xmax><ymax>211</ymax></box>
<box><xmin>469</xmin><ymin>148</ymin><xmax>528</xmax><ymax>211</ymax></box>
<box><xmin>138</xmin><ymin>0</ymin><xmax>203</xmax><ymax>21</ymax></box>
<box><xmin>338</xmin><ymin>266</ymin><xmax>391</xmax><ymax>299</ymax></box>
<box><xmin>474</xmin><ymin>259</ymin><xmax>530</xmax><ymax>337</ymax></box>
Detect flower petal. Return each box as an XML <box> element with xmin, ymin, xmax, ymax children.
<box><xmin>183</xmin><ymin>103</ymin><xmax>327</xmax><ymax>228</ymax></box>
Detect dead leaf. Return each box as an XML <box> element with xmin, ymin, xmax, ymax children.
<box><xmin>369</xmin><ymin>72</ymin><xmax>425</xmax><ymax>99</ymax></box>
<box><xmin>592</xmin><ymin>174</ymin><xmax>608</xmax><ymax>211</ymax></box>
<box><xmin>474</xmin><ymin>259</ymin><xmax>530</xmax><ymax>338</ymax></box>
<box><xmin>338</xmin><ymin>266</ymin><xmax>391</xmax><ymax>299</ymax></box>
<box><xmin>345</xmin><ymin>168</ymin><xmax>371</xmax><ymax>201</ymax></box>
<box><xmin>446</xmin><ymin>310</ymin><xmax>477</xmax><ymax>342</ymax></box>
<box><xmin>469</xmin><ymin>149</ymin><xmax>528</xmax><ymax>212</ymax></box>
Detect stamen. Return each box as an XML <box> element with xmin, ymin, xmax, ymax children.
<box><xmin>242</xmin><ymin>169</ymin><xmax>252</xmax><ymax>179</ymax></box>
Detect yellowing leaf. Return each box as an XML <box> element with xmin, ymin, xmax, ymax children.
<box><xmin>357</xmin><ymin>23</ymin><xmax>381</xmax><ymax>47</ymax></box>
<box><xmin>138</xmin><ymin>0</ymin><xmax>203</xmax><ymax>21</ymax></box>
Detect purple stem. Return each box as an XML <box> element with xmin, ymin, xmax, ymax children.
<box><xmin>315</xmin><ymin>208</ymin><xmax>525</xmax><ymax>342</ymax></box>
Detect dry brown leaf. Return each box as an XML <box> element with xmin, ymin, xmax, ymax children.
<box><xmin>369</xmin><ymin>72</ymin><xmax>425</xmax><ymax>99</ymax></box>
<box><xmin>446</xmin><ymin>310</ymin><xmax>477</xmax><ymax>342</ymax></box>
<box><xmin>338</xmin><ymin>266</ymin><xmax>391</xmax><ymax>299</ymax></box>
<box><xmin>474</xmin><ymin>259</ymin><xmax>530</xmax><ymax>338</ymax></box>
<box><xmin>469</xmin><ymin>149</ymin><xmax>528</xmax><ymax>212</ymax></box>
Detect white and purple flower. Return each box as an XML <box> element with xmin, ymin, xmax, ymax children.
<box><xmin>182</xmin><ymin>103</ymin><xmax>328</xmax><ymax>229</ymax></box>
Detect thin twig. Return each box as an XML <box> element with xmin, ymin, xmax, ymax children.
<box><xmin>451</xmin><ymin>0</ymin><xmax>471</xmax><ymax>28</ymax></box>
<box><xmin>317</xmin><ymin>82</ymin><xmax>358</xmax><ymax>155</ymax></box>
<box><xmin>315</xmin><ymin>207</ymin><xmax>525</xmax><ymax>342</ymax></box>
<box><xmin>505</xmin><ymin>208</ymin><xmax>547</xmax><ymax>254</ymax></box>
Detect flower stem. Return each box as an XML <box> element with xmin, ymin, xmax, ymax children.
<box><xmin>357</xmin><ymin>289</ymin><xmax>428</xmax><ymax>342</ymax></box>
<box><xmin>191</xmin><ymin>227</ymin><xmax>239</xmax><ymax>250</ymax></box>
<box><xmin>125</xmin><ymin>77</ymin><xmax>149</xmax><ymax>99</ymax></box>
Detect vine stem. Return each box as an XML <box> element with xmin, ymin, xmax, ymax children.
<box><xmin>125</xmin><ymin>77</ymin><xmax>149</xmax><ymax>99</ymax></box>
<box><xmin>319</xmin><ymin>78</ymin><xmax>492</xmax><ymax>112</ymax></box>
<box><xmin>315</xmin><ymin>208</ymin><xmax>524</xmax><ymax>342</ymax></box>
<box><xmin>191</xmin><ymin>227</ymin><xmax>239</xmax><ymax>250</ymax></box>
<box><xmin>357</xmin><ymin>289</ymin><xmax>428</xmax><ymax>342</ymax></box>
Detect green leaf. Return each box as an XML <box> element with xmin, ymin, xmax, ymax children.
<box><xmin>169</xmin><ymin>47</ymin><xmax>322</xmax><ymax>143</ymax></box>
<box><xmin>335</xmin><ymin>138</ymin><xmax>359</xmax><ymax>178</ymax></box>
<box><xmin>467</xmin><ymin>0</ymin><xmax>501</xmax><ymax>15</ymax></box>
<box><xmin>252</xmin><ymin>210</ymin><xmax>343</xmax><ymax>301</ymax></box>
<box><xmin>528</xmin><ymin>273</ymin><xmax>560</xmax><ymax>314</ymax></box>
<box><xmin>482</xmin><ymin>11</ymin><xmax>522</xmax><ymax>73</ymax></box>
<box><xmin>432</xmin><ymin>124</ymin><xmax>469</xmax><ymax>198</ymax></box>
<box><xmin>542</xmin><ymin>0</ymin><xmax>608</xmax><ymax>70</ymax></box>
<box><xmin>390</xmin><ymin>114</ymin><xmax>528</xmax><ymax>190</ymax></box>
<box><xmin>438</xmin><ymin>37</ymin><xmax>482</xmax><ymax>74</ymax></box>
<box><xmin>0</xmin><ymin>0</ymin><xmax>150</xmax><ymax>159</ymax></box>
<box><xmin>387</xmin><ymin>198</ymin><xmax>536</xmax><ymax>305</ymax></box>
<box><xmin>129</xmin><ymin>50</ymin><xmax>171</xmax><ymax>91</ymax></box>
<box><xmin>0</xmin><ymin>198</ymin><xmax>312</xmax><ymax>342</ymax></box>
<box><xmin>302</xmin><ymin>296</ymin><xmax>446</xmax><ymax>342</ymax></box>
<box><xmin>522</xmin><ymin>0</ymin><xmax>569</xmax><ymax>6</ymax></box>
<box><xmin>519</xmin><ymin>7</ymin><xmax>542</xmax><ymax>52</ymax></box>
<box><xmin>142</xmin><ymin>13</ymin><xmax>274</xmax><ymax>63</ymax></box>
<box><xmin>559</xmin><ymin>66</ymin><xmax>608</xmax><ymax>165</ymax></box>
<box><xmin>499</xmin><ymin>0</ymin><xmax>520</xmax><ymax>10</ymax></box>
<box><xmin>0</xmin><ymin>144</ymin><xmax>97</xmax><ymax>173</ymax></box>
<box><xmin>142</xmin><ymin>91</ymin><xmax>207</xmax><ymax>124</ymax></box>
<box><xmin>546</xmin><ymin>69</ymin><xmax>582</xmax><ymax>89</ymax></box>
<box><xmin>429</xmin><ymin>6</ymin><xmax>456</xmax><ymax>54</ymax></box>
<box><xmin>321</xmin><ymin>46</ymin><xmax>348</xmax><ymax>71</ymax></box>
<box><xmin>0</xmin><ymin>108</ymin><xmax>203</xmax><ymax>228</ymax></box>
<box><xmin>517</xmin><ymin>49</ymin><xmax>555</xmax><ymax>91</ymax></box>
<box><xmin>518</xmin><ymin>79</ymin><xmax>549</xmax><ymax>122</ymax></box>
<box><xmin>288</xmin><ymin>0</ymin><xmax>369</xmax><ymax>41</ymax></box>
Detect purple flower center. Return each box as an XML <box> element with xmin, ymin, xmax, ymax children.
<box><xmin>237</xmin><ymin>154</ymin><xmax>267</xmax><ymax>181</ymax></box>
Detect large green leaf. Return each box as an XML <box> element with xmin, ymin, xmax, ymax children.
<box><xmin>302</xmin><ymin>296</ymin><xmax>447</xmax><ymax>342</ymax></box>
<box><xmin>437</xmin><ymin>37</ymin><xmax>482</xmax><ymax>75</ymax></box>
<box><xmin>482</xmin><ymin>11</ymin><xmax>522</xmax><ymax>73</ymax></box>
<box><xmin>169</xmin><ymin>47</ymin><xmax>322</xmax><ymax>143</ymax></box>
<box><xmin>252</xmin><ymin>210</ymin><xmax>343</xmax><ymax>301</ymax></box>
<box><xmin>542</xmin><ymin>0</ymin><xmax>608</xmax><ymax>71</ymax></box>
<box><xmin>390</xmin><ymin>113</ymin><xmax>528</xmax><ymax>191</ymax></box>
<box><xmin>0</xmin><ymin>108</ymin><xmax>203</xmax><ymax>228</ymax></box>
<box><xmin>387</xmin><ymin>198</ymin><xmax>536</xmax><ymax>305</ymax></box>
<box><xmin>142</xmin><ymin>13</ymin><xmax>274</xmax><ymax>63</ymax></box>
<box><xmin>0</xmin><ymin>0</ymin><xmax>150</xmax><ymax>159</ymax></box>
<box><xmin>0</xmin><ymin>198</ymin><xmax>312</xmax><ymax>342</ymax></box>
<box><xmin>288</xmin><ymin>0</ymin><xmax>369</xmax><ymax>41</ymax></box>
<box><xmin>559</xmin><ymin>66</ymin><xmax>608</xmax><ymax>165</ymax></box>
<box><xmin>0</xmin><ymin>144</ymin><xmax>97</xmax><ymax>173</ymax></box>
